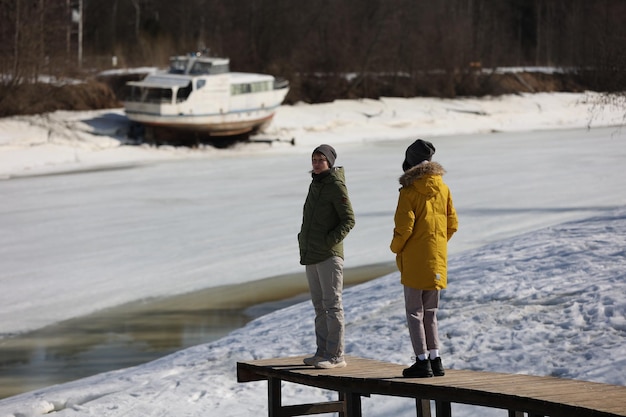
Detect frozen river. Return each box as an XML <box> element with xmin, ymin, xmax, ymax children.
<box><xmin>1</xmin><ymin>126</ymin><xmax>624</xmax><ymax>398</ymax></box>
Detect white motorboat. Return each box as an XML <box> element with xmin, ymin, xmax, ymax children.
<box><xmin>124</xmin><ymin>53</ymin><xmax>289</xmax><ymax>137</ymax></box>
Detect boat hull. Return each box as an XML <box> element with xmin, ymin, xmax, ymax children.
<box><xmin>125</xmin><ymin>106</ymin><xmax>278</xmax><ymax>136</ymax></box>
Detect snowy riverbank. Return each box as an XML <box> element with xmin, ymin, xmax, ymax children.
<box><xmin>0</xmin><ymin>92</ymin><xmax>625</xmax><ymax>416</ymax></box>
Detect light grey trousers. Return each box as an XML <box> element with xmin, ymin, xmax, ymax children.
<box><xmin>305</xmin><ymin>256</ymin><xmax>345</xmax><ymax>359</ymax></box>
<box><xmin>404</xmin><ymin>286</ymin><xmax>441</xmax><ymax>356</ymax></box>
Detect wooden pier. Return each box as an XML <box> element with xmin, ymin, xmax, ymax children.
<box><xmin>237</xmin><ymin>355</ymin><xmax>626</xmax><ymax>417</ymax></box>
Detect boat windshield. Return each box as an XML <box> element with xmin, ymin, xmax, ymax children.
<box><xmin>144</xmin><ymin>87</ymin><xmax>173</xmax><ymax>103</ymax></box>
<box><xmin>169</xmin><ymin>58</ymin><xmax>189</xmax><ymax>74</ymax></box>
<box><xmin>190</xmin><ymin>60</ymin><xmax>229</xmax><ymax>75</ymax></box>
<box><xmin>169</xmin><ymin>56</ymin><xmax>230</xmax><ymax>75</ymax></box>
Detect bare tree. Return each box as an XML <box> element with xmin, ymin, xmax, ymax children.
<box><xmin>1</xmin><ymin>0</ymin><xmax>624</xmax><ymax>105</ymax></box>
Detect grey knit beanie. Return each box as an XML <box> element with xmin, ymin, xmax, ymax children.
<box><xmin>313</xmin><ymin>144</ymin><xmax>337</xmax><ymax>168</ymax></box>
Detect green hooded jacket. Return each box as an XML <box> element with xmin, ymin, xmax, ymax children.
<box><xmin>298</xmin><ymin>167</ymin><xmax>355</xmax><ymax>265</ymax></box>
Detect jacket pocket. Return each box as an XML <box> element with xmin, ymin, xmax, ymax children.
<box><xmin>395</xmin><ymin>254</ymin><xmax>403</xmax><ymax>272</ymax></box>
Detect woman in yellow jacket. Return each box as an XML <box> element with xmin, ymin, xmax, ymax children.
<box><xmin>391</xmin><ymin>139</ymin><xmax>458</xmax><ymax>378</ymax></box>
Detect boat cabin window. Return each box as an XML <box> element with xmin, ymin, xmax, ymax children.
<box><xmin>190</xmin><ymin>61</ymin><xmax>212</xmax><ymax>75</ymax></box>
<box><xmin>231</xmin><ymin>83</ymin><xmax>250</xmax><ymax>95</ymax></box>
<box><xmin>128</xmin><ymin>86</ymin><xmax>141</xmax><ymax>100</ymax></box>
<box><xmin>176</xmin><ymin>83</ymin><xmax>192</xmax><ymax>102</ymax></box>
<box><xmin>197</xmin><ymin>79</ymin><xmax>206</xmax><ymax>89</ymax></box>
<box><xmin>169</xmin><ymin>58</ymin><xmax>189</xmax><ymax>74</ymax></box>
<box><xmin>231</xmin><ymin>80</ymin><xmax>273</xmax><ymax>95</ymax></box>
<box><xmin>252</xmin><ymin>80</ymin><xmax>273</xmax><ymax>92</ymax></box>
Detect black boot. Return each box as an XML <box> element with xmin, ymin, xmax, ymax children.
<box><xmin>430</xmin><ymin>357</ymin><xmax>445</xmax><ymax>376</ymax></box>
<box><xmin>402</xmin><ymin>358</ymin><xmax>433</xmax><ymax>378</ymax></box>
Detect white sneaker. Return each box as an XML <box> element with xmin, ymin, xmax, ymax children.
<box><xmin>315</xmin><ymin>357</ymin><xmax>347</xmax><ymax>369</ymax></box>
<box><xmin>303</xmin><ymin>355</ymin><xmax>324</xmax><ymax>366</ymax></box>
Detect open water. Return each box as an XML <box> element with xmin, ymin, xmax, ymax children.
<box><xmin>0</xmin><ymin>262</ymin><xmax>394</xmax><ymax>399</ymax></box>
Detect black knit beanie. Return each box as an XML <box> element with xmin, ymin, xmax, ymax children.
<box><xmin>313</xmin><ymin>144</ymin><xmax>337</xmax><ymax>168</ymax></box>
<box><xmin>402</xmin><ymin>139</ymin><xmax>435</xmax><ymax>171</ymax></box>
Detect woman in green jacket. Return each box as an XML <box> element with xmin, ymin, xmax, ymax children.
<box><xmin>391</xmin><ymin>139</ymin><xmax>458</xmax><ymax>378</ymax></box>
<box><xmin>299</xmin><ymin>144</ymin><xmax>355</xmax><ymax>369</ymax></box>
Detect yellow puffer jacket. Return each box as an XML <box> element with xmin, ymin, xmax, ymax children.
<box><xmin>390</xmin><ymin>161</ymin><xmax>458</xmax><ymax>290</ymax></box>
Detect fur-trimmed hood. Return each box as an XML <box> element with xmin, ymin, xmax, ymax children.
<box><xmin>398</xmin><ymin>161</ymin><xmax>446</xmax><ymax>188</ymax></box>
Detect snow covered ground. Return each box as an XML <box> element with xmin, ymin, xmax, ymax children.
<box><xmin>0</xmin><ymin>92</ymin><xmax>625</xmax><ymax>416</ymax></box>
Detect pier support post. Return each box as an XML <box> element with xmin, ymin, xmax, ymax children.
<box><xmin>416</xmin><ymin>398</ymin><xmax>431</xmax><ymax>417</ymax></box>
<box><xmin>435</xmin><ymin>400</ymin><xmax>451</xmax><ymax>417</ymax></box>
<box><xmin>268</xmin><ymin>377</ymin><xmax>282</xmax><ymax>417</ymax></box>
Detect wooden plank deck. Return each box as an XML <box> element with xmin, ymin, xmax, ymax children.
<box><xmin>237</xmin><ymin>355</ymin><xmax>626</xmax><ymax>417</ymax></box>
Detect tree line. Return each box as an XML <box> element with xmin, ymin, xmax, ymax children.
<box><xmin>1</xmin><ymin>0</ymin><xmax>624</xmax><ymax>102</ymax></box>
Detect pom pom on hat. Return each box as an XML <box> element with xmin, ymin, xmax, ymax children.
<box><xmin>313</xmin><ymin>144</ymin><xmax>337</xmax><ymax>167</ymax></box>
<box><xmin>403</xmin><ymin>139</ymin><xmax>435</xmax><ymax>171</ymax></box>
